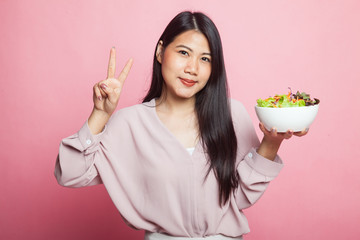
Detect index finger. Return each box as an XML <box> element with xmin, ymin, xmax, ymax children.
<box><xmin>107</xmin><ymin>47</ymin><xmax>116</xmax><ymax>79</ymax></box>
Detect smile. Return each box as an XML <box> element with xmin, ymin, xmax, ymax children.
<box><xmin>179</xmin><ymin>78</ymin><xmax>197</xmax><ymax>87</ymax></box>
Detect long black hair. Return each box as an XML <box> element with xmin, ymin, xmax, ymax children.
<box><xmin>143</xmin><ymin>11</ymin><xmax>238</xmax><ymax>205</ymax></box>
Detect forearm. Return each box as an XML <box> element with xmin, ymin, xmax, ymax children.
<box><xmin>257</xmin><ymin>135</ymin><xmax>283</xmax><ymax>161</ymax></box>
<box><xmin>88</xmin><ymin>108</ymin><xmax>111</xmax><ymax>135</ymax></box>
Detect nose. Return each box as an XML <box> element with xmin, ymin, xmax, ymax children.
<box><xmin>184</xmin><ymin>58</ymin><xmax>198</xmax><ymax>76</ymax></box>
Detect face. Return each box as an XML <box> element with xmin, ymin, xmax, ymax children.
<box><xmin>156</xmin><ymin>30</ymin><xmax>212</xmax><ymax>101</ymax></box>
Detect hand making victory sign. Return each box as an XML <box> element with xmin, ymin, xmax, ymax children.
<box><xmin>88</xmin><ymin>47</ymin><xmax>133</xmax><ymax>135</ymax></box>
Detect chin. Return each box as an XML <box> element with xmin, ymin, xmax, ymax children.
<box><xmin>175</xmin><ymin>90</ymin><xmax>197</xmax><ymax>100</ymax></box>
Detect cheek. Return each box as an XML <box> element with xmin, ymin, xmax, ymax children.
<box><xmin>162</xmin><ymin>54</ymin><xmax>179</xmax><ymax>74</ymax></box>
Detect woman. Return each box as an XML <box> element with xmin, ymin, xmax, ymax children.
<box><xmin>55</xmin><ymin>11</ymin><xmax>307</xmax><ymax>240</ymax></box>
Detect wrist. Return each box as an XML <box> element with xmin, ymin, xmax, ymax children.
<box><xmin>88</xmin><ymin>108</ymin><xmax>111</xmax><ymax>135</ymax></box>
<box><xmin>257</xmin><ymin>135</ymin><xmax>283</xmax><ymax>161</ymax></box>
<box><xmin>91</xmin><ymin>108</ymin><xmax>112</xmax><ymax>119</ymax></box>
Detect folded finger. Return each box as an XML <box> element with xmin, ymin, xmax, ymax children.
<box><xmin>99</xmin><ymin>82</ymin><xmax>109</xmax><ymax>96</ymax></box>
<box><xmin>93</xmin><ymin>84</ymin><xmax>102</xmax><ymax>101</ymax></box>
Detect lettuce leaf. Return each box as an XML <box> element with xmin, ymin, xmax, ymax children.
<box><xmin>257</xmin><ymin>93</ymin><xmax>307</xmax><ymax>108</ymax></box>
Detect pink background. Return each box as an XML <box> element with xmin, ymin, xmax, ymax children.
<box><xmin>1</xmin><ymin>0</ymin><xmax>359</xmax><ymax>239</ymax></box>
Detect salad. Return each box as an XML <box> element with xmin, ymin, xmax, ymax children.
<box><xmin>257</xmin><ymin>88</ymin><xmax>320</xmax><ymax>108</ymax></box>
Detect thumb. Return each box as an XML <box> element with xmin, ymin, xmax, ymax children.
<box><xmin>106</xmin><ymin>87</ymin><xmax>120</xmax><ymax>104</ymax></box>
<box><xmin>99</xmin><ymin>83</ymin><xmax>117</xmax><ymax>102</ymax></box>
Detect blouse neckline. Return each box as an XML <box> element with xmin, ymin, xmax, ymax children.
<box><xmin>146</xmin><ymin>98</ymin><xmax>200</xmax><ymax>157</ymax></box>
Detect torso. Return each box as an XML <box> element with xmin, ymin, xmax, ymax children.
<box><xmin>156</xmin><ymin>107</ymin><xmax>199</xmax><ymax>148</ymax></box>
<box><xmin>85</xmin><ymin>98</ymin><xmax>262</xmax><ymax>237</ymax></box>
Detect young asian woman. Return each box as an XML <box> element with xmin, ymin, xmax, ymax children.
<box><xmin>55</xmin><ymin>11</ymin><xmax>308</xmax><ymax>240</ymax></box>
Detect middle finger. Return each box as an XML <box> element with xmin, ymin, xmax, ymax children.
<box><xmin>283</xmin><ymin>130</ymin><xmax>294</xmax><ymax>139</ymax></box>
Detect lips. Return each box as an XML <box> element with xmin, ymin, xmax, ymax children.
<box><xmin>179</xmin><ymin>78</ymin><xmax>197</xmax><ymax>87</ymax></box>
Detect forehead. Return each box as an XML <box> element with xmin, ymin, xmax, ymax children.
<box><xmin>170</xmin><ymin>30</ymin><xmax>210</xmax><ymax>52</ymax></box>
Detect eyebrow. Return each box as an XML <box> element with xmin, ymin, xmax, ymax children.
<box><xmin>175</xmin><ymin>44</ymin><xmax>211</xmax><ymax>56</ymax></box>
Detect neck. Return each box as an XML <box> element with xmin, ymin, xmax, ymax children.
<box><xmin>156</xmin><ymin>93</ymin><xmax>196</xmax><ymax>116</ymax></box>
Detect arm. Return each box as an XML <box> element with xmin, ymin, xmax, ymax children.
<box><xmin>232</xmin><ymin>102</ymin><xmax>308</xmax><ymax>209</ymax></box>
<box><xmin>55</xmin><ymin>121</ymin><xmax>106</xmax><ymax>187</ymax></box>
<box><xmin>230</xmin><ymin>100</ymin><xmax>284</xmax><ymax>209</ymax></box>
<box><xmin>55</xmin><ymin>48</ymin><xmax>133</xmax><ymax>187</ymax></box>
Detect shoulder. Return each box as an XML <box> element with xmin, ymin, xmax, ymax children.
<box><xmin>107</xmin><ymin>99</ymin><xmax>155</xmax><ymax>127</ymax></box>
<box><xmin>229</xmin><ymin>98</ymin><xmax>254</xmax><ymax>131</ymax></box>
<box><xmin>229</xmin><ymin>98</ymin><xmax>248</xmax><ymax>119</ymax></box>
<box><xmin>228</xmin><ymin>99</ymin><xmax>260</xmax><ymax>151</ymax></box>
<box><xmin>113</xmin><ymin>100</ymin><xmax>154</xmax><ymax>118</ymax></box>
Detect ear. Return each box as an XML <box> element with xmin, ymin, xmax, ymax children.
<box><xmin>156</xmin><ymin>40</ymin><xmax>164</xmax><ymax>64</ymax></box>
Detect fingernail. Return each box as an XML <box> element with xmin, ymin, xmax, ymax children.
<box><xmin>98</xmin><ymin>96</ymin><xmax>102</xmax><ymax>101</ymax></box>
<box><xmin>100</xmin><ymin>83</ymin><xmax>107</xmax><ymax>90</ymax></box>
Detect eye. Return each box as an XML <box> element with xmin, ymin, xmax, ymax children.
<box><xmin>201</xmin><ymin>56</ymin><xmax>211</xmax><ymax>62</ymax></box>
<box><xmin>179</xmin><ymin>50</ymin><xmax>189</xmax><ymax>56</ymax></box>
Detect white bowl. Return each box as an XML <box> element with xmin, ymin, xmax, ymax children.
<box><xmin>255</xmin><ymin>105</ymin><xmax>319</xmax><ymax>132</ymax></box>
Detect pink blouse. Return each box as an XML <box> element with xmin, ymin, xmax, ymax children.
<box><xmin>55</xmin><ymin>99</ymin><xmax>283</xmax><ymax>238</ymax></box>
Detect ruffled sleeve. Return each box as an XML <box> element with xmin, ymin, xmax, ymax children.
<box><xmin>235</xmin><ymin>148</ymin><xmax>283</xmax><ymax>209</ymax></box>
<box><xmin>54</xmin><ymin>120</ymin><xmax>107</xmax><ymax>187</ymax></box>
<box><xmin>230</xmin><ymin>99</ymin><xmax>284</xmax><ymax>210</ymax></box>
